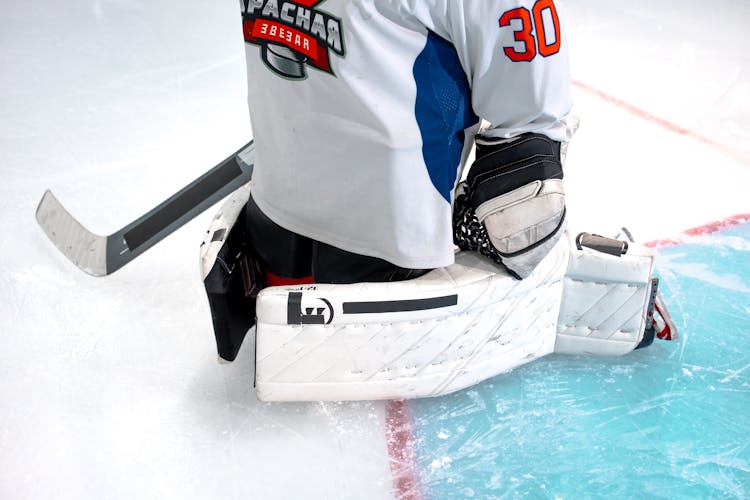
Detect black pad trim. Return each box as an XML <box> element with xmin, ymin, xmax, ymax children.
<box><xmin>342</xmin><ymin>295</ymin><xmax>458</xmax><ymax>314</ymax></box>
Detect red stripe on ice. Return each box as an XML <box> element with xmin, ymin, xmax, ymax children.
<box><xmin>644</xmin><ymin>213</ymin><xmax>750</xmax><ymax>249</ymax></box>
<box><xmin>385</xmin><ymin>400</ymin><xmax>422</xmax><ymax>500</ymax></box>
<box><xmin>572</xmin><ymin>80</ymin><xmax>750</xmax><ymax>168</ymax></box>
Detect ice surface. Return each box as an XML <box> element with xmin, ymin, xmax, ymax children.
<box><xmin>411</xmin><ymin>222</ymin><xmax>750</xmax><ymax>498</ymax></box>
<box><xmin>1</xmin><ymin>0</ymin><xmax>749</xmax><ymax>499</ymax></box>
<box><xmin>1</xmin><ymin>2</ymin><xmax>392</xmax><ymax>499</ymax></box>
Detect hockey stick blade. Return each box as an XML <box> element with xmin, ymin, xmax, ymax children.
<box><xmin>36</xmin><ymin>141</ymin><xmax>255</xmax><ymax>276</ymax></box>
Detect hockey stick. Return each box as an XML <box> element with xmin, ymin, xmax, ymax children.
<box><xmin>36</xmin><ymin>141</ymin><xmax>255</xmax><ymax>276</ymax></box>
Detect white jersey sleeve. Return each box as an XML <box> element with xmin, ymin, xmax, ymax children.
<box><xmin>240</xmin><ymin>0</ymin><xmax>572</xmax><ymax>269</ymax></box>
<box><xmin>415</xmin><ymin>0</ymin><xmax>573</xmax><ymax>140</ymax></box>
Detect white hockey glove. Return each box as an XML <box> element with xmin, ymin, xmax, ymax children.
<box><xmin>454</xmin><ymin>133</ymin><xmax>566</xmax><ymax>279</ymax></box>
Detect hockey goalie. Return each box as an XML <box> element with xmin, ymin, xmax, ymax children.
<box><xmin>198</xmin><ymin>0</ymin><xmax>677</xmax><ymax>402</ymax></box>
<box><xmin>199</xmin><ymin>140</ymin><xmax>676</xmax><ymax>402</ymax></box>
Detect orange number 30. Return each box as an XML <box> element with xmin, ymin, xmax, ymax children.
<box><xmin>499</xmin><ymin>0</ymin><xmax>561</xmax><ymax>62</ymax></box>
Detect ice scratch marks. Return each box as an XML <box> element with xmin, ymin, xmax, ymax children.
<box><xmin>680</xmin><ymin>362</ymin><xmax>750</xmax><ymax>387</ymax></box>
<box><xmin>111</xmin><ymin>56</ymin><xmax>242</xmax><ymax>93</ymax></box>
<box><xmin>717</xmin><ymin>362</ymin><xmax>750</xmax><ymax>384</ymax></box>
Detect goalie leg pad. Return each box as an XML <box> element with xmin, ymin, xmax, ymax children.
<box><xmin>554</xmin><ymin>234</ymin><xmax>656</xmax><ymax>356</ymax></box>
<box><xmin>254</xmin><ymin>231</ymin><xmax>657</xmax><ymax>402</ymax></box>
<box><xmin>454</xmin><ymin>133</ymin><xmax>566</xmax><ymax>279</ymax></box>
<box><xmin>255</xmin><ymin>240</ymin><xmax>568</xmax><ymax>402</ymax></box>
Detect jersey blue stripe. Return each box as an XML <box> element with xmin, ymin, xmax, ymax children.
<box><xmin>413</xmin><ymin>32</ymin><xmax>479</xmax><ymax>202</ymax></box>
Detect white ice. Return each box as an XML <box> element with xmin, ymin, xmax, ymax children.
<box><xmin>1</xmin><ymin>1</ymin><xmax>749</xmax><ymax>499</ymax></box>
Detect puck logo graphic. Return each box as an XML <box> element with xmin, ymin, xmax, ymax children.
<box><xmin>242</xmin><ymin>0</ymin><xmax>345</xmax><ymax>79</ymax></box>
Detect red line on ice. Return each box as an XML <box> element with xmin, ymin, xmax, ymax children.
<box><xmin>644</xmin><ymin>212</ymin><xmax>750</xmax><ymax>249</ymax></box>
<box><xmin>572</xmin><ymin>80</ymin><xmax>750</xmax><ymax>168</ymax></box>
<box><xmin>385</xmin><ymin>400</ymin><xmax>422</xmax><ymax>500</ymax></box>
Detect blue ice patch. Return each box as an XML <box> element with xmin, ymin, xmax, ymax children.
<box><xmin>413</xmin><ymin>32</ymin><xmax>478</xmax><ymax>203</ymax></box>
<box><xmin>409</xmin><ymin>222</ymin><xmax>750</xmax><ymax>498</ymax></box>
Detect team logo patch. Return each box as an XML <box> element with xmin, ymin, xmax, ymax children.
<box><xmin>287</xmin><ymin>292</ymin><xmax>335</xmax><ymax>325</ymax></box>
<box><xmin>241</xmin><ymin>0</ymin><xmax>345</xmax><ymax>80</ymax></box>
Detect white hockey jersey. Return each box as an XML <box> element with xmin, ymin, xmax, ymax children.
<box><xmin>241</xmin><ymin>0</ymin><xmax>572</xmax><ymax>269</ymax></box>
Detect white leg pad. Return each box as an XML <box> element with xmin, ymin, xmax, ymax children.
<box><xmin>254</xmin><ymin>232</ymin><xmax>655</xmax><ymax>401</ymax></box>
<box><xmin>555</xmin><ymin>240</ymin><xmax>655</xmax><ymax>356</ymax></box>
<box><xmin>255</xmin><ymin>242</ymin><xmax>567</xmax><ymax>402</ymax></box>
